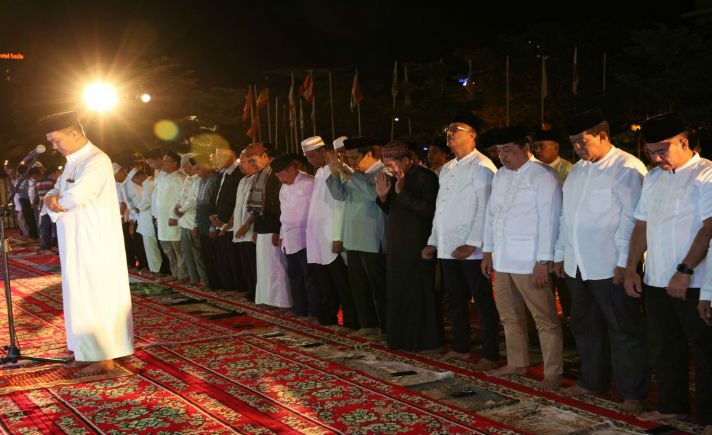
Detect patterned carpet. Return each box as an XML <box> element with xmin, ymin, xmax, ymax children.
<box><xmin>0</xmin><ymin>235</ymin><xmax>704</xmax><ymax>434</ymax></box>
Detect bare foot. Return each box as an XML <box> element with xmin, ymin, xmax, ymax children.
<box><xmin>485</xmin><ymin>365</ymin><xmax>527</xmax><ymax>377</ymax></box>
<box><xmin>439</xmin><ymin>350</ymin><xmax>470</xmax><ymax>362</ymax></box>
<box><xmin>64</xmin><ymin>360</ymin><xmax>90</xmax><ymax>368</ymax></box>
<box><xmin>559</xmin><ymin>384</ymin><xmax>595</xmax><ymax>397</ymax></box>
<box><xmin>620</xmin><ymin>399</ymin><xmax>644</xmax><ymax>415</ymax></box>
<box><xmin>76</xmin><ymin>359</ymin><xmax>116</xmax><ymax>376</ymax></box>
<box><xmin>638</xmin><ymin>410</ymin><xmax>687</xmax><ymax>422</ymax></box>
<box><xmin>536</xmin><ymin>375</ymin><xmax>563</xmax><ymax>391</ymax></box>
<box><xmin>471</xmin><ymin>358</ymin><xmax>499</xmax><ymax>372</ymax></box>
<box><xmin>349</xmin><ymin>327</ymin><xmax>379</xmax><ymax>337</ymax></box>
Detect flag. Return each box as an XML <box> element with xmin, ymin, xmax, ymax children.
<box><xmin>541</xmin><ymin>56</ymin><xmax>548</xmax><ymax>100</ymax></box>
<box><xmin>256</xmin><ymin>87</ymin><xmax>269</xmax><ymax>110</ymax></box>
<box><xmin>242</xmin><ymin>86</ymin><xmax>253</xmax><ymax>122</ymax></box>
<box><xmin>465</xmin><ymin>59</ymin><xmax>475</xmax><ymax>100</ymax></box>
<box><xmin>298</xmin><ymin>72</ymin><xmax>314</xmax><ymax>103</ymax></box>
<box><xmin>350</xmin><ymin>70</ymin><xmax>363</xmax><ymax>112</ymax></box>
<box><xmin>391</xmin><ymin>61</ymin><xmax>398</xmax><ymax>97</ymax></box>
<box><xmin>288</xmin><ymin>76</ymin><xmax>296</xmax><ymax>127</ymax></box>
<box><xmin>572</xmin><ymin>46</ymin><xmax>579</xmax><ymax>95</ymax></box>
<box><xmin>246</xmin><ymin>115</ymin><xmax>257</xmax><ymax>139</ymax></box>
<box><xmin>404</xmin><ymin>64</ymin><xmax>411</xmax><ymax>106</ymax></box>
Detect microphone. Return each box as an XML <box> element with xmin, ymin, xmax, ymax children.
<box><xmin>19</xmin><ymin>145</ymin><xmax>46</xmax><ymax>166</ymax></box>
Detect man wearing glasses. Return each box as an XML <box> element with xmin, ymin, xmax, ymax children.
<box><xmin>625</xmin><ymin>113</ymin><xmax>712</xmax><ymax>432</ymax></box>
<box><xmin>326</xmin><ymin>137</ymin><xmax>387</xmax><ymax>338</ymax></box>
<box><xmin>554</xmin><ymin>108</ymin><xmax>649</xmax><ymax>414</ymax></box>
<box><xmin>422</xmin><ymin>111</ymin><xmax>500</xmax><ymax>369</ymax></box>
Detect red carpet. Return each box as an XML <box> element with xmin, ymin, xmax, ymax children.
<box><xmin>0</xmin><ymin>240</ymin><xmax>705</xmax><ymax>434</ymax></box>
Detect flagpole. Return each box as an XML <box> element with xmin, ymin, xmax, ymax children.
<box><xmin>602</xmin><ymin>51</ymin><xmax>607</xmax><ymax>92</ymax></box>
<box><xmin>283</xmin><ymin>104</ymin><xmax>289</xmax><ymax>153</ymax></box>
<box><xmin>299</xmin><ymin>98</ymin><xmax>304</xmax><ymax>141</ymax></box>
<box><xmin>505</xmin><ymin>55</ymin><xmax>510</xmax><ymax>127</ymax></box>
<box><xmin>357</xmin><ymin>103</ymin><xmax>362</xmax><ymax>136</ymax></box>
<box><xmin>254</xmin><ymin>85</ymin><xmax>262</xmax><ymax>142</ymax></box>
<box><xmin>572</xmin><ymin>46</ymin><xmax>578</xmax><ymax>95</ymax></box>
<box><xmin>249</xmin><ymin>104</ymin><xmax>255</xmax><ymax>141</ymax></box>
<box><xmin>540</xmin><ymin>55</ymin><xmax>547</xmax><ymax>127</ymax></box>
<box><xmin>328</xmin><ymin>71</ymin><xmax>335</xmax><ymax>141</ymax></box>
<box><xmin>312</xmin><ymin>73</ymin><xmax>317</xmax><ymax>137</ymax></box>
<box><xmin>391</xmin><ymin>60</ymin><xmax>397</xmax><ymax>141</ymax></box>
<box><xmin>267</xmin><ymin>97</ymin><xmax>272</xmax><ymax>144</ymax></box>
<box><xmin>274</xmin><ymin>96</ymin><xmax>278</xmax><ymax>148</ymax></box>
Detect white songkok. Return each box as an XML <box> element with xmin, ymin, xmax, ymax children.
<box><xmin>333</xmin><ymin>136</ymin><xmax>348</xmax><ymax>150</ymax></box>
<box><xmin>180</xmin><ymin>152</ymin><xmax>197</xmax><ymax>167</ymax></box>
<box><xmin>112</xmin><ymin>162</ymin><xmax>122</xmax><ymax>175</ymax></box>
<box><xmin>301</xmin><ymin>136</ymin><xmax>325</xmax><ymax>152</ymax></box>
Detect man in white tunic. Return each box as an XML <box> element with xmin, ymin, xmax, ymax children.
<box><xmin>131</xmin><ymin>169</ymin><xmax>162</xmax><ymax>274</ymax></box>
<box><xmin>480</xmin><ymin>126</ymin><xmax>563</xmax><ymax>391</ymax></box>
<box><xmin>624</xmin><ymin>113</ymin><xmax>712</xmax><ymax>431</ymax></box>
<box><xmin>303</xmin><ymin>136</ymin><xmax>352</xmax><ymax>327</ymax></box>
<box><xmin>231</xmin><ymin>151</ymin><xmax>258</xmax><ymax>299</ymax></box>
<box><xmin>174</xmin><ymin>154</ymin><xmax>206</xmax><ymax>285</ymax></box>
<box><xmin>554</xmin><ymin>108</ymin><xmax>649</xmax><ymax>413</ymax></box>
<box><xmin>421</xmin><ymin>111</ymin><xmax>500</xmax><ymax>368</ymax></box>
<box><xmin>154</xmin><ymin>151</ymin><xmax>187</xmax><ymax>281</ymax></box>
<box><xmin>40</xmin><ymin>111</ymin><xmax>133</xmax><ymax>376</ymax></box>
<box><xmin>272</xmin><ymin>154</ymin><xmax>318</xmax><ymax>322</ymax></box>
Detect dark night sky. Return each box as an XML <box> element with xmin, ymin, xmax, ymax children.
<box><xmin>0</xmin><ymin>0</ymin><xmax>697</xmax><ymax>89</ymax></box>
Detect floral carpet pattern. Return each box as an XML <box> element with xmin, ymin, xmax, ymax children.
<box><xmin>0</xmin><ymin>240</ymin><xmax>704</xmax><ymax>435</ymax></box>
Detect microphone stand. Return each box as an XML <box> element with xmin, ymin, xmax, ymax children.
<box><xmin>1</xmin><ymin>154</ymin><xmax>65</xmax><ymax>365</ymax></box>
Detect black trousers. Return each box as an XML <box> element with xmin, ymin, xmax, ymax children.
<box><xmin>347</xmin><ymin>250</ymin><xmax>387</xmax><ymax>331</ymax></box>
<box><xmin>215</xmin><ymin>233</ymin><xmax>243</xmax><ymax>291</ymax></box>
<box><xmin>122</xmin><ymin>221</ymin><xmax>135</xmax><ymax>268</ymax></box>
<box><xmin>285</xmin><ymin>249</ymin><xmax>320</xmax><ymax>317</ymax></box>
<box><xmin>237</xmin><ymin>241</ymin><xmax>257</xmax><ymax>300</ymax></box>
<box><xmin>19</xmin><ymin>198</ymin><xmax>38</xmax><ymax>239</ymax></box>
<box><xmin>646</xmin><ymin>286</ymin><xmax>712</xmax><ymax>424</ymax></box>
<box><xmin>313</xmin><ymin>255</ymin><xmax>353</xmax><ymax>327</ymax></box>
<box><xmin>566</xmin><ymin>270</ymin><xmax>649</xmax><ymax>399</ymax></box>
<box><xmin>199</xmin><ymin>234</ymin><xmax>221</xmax><ymax>290</ymax></box>
<box><xmin>130</xmin><ymin>221</ymin><xmax>148</xmax><ymax>270</ymax></box>
<box><xmin>440</xmin><ymin>259</ymin><xmax>500</xmax><ymax>361</ymax></box>
<box><xmin>553</xmin><ymin>274</ymin><xmax>572</xmax><ymax>317</ymax></box>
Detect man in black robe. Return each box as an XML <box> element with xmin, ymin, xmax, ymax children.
<box><xmin>375</xmin><ymin>141</ymin><xmax>444</xmax><ymax>351</ymax></box>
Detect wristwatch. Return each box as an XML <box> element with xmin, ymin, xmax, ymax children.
<box><xmin>676</xmin><ymin>263</ymin><xmax>694</xmax><ymax>275</ymax></box>
<box><xmin>538</xmin><ymin>260</ymin><xmax>549</xmax><ymax>266</ymax></box>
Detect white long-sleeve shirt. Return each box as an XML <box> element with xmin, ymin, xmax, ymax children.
<box><xmin>122</xmin><ymin>178</ymin><xmax>141</xmax><ymax>222</ymax></box>
<box><xmin>484</xmin><ymin>158</ymin><xmax>562</xmax><ymax>274</ymax></box>
<box><xmin>154</xmin><ymin>170</ymin><xmax>185</xmax><ymax>241</ymax></box>
<box><xmin>136</xmin><ymin>177</ymin><xmax>155</xmax><ymax>237</ymax></box>
<box><xmin>634</xmin><ymin>153</ymin><xmax>712</xmax><ymax>298</ymax></box>
<box><xmin>176</xmin><ymin>174</ymin><xmax>199</xmax><ymax>230</ymax></box>
<box><xmin>306</xmin><ymin>165</ymin><xmax>345</xmax><ymax>265</ymax></box>
<box><xmin>279</xmin><ymin>172</ymin><xmax>314</xmax><ymax>255</ymax></box>
<box><xmin>427</xmin><ymin>148</ymin><xmax>497</xmax><ymax>260</ymax></box>
<box><xmin>554</xmin><ymin>146</ymin><xmax>646</xmax><ymax>280</ymax></box>
<box><xmin>232</xmin><ymin>173</ymin><xmax>256</xmax><ymax>243</ymax></box>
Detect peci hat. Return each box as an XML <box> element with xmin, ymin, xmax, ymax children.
<box><xmin>301</xmin><ymin>136</ymin><xmax>326</xmax><ymax>152</ymax></box>
<box><xmin>36</xmin><ymin>111</ymin><xmax>80</xmax><ymax>134</ymax></box>
<box><xmin>333</xmin><ymin>135</ymin><xmax>348</xmax><ymax>150</ymax></box>
<box><xmin>641</xmin><ymin>112</ymin><xmax>686</xmax><ymax>143</ymax></box>
<box><xmin>565</xmin><ymin>108</ymin><xmax>606</xmax><ymax>136</ymax></box>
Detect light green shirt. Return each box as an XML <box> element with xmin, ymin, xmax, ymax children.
<box><xmin>548</xmin><ymin>156</ymin><xmax>573</xmax><ymax>183</ymax></box>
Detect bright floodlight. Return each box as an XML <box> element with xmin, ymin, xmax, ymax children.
<box><xmin>140</xmin><ymin>93</ymin><xmax>151</xmax><ymax>103</ymax></box>
<box><xmin>83</xmin><ymin>82</ymin><xmax>118</xmax><ymax>111</ymax></box>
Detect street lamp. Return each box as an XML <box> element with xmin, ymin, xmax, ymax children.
<box><xmin>83</xmin><ymin>82</ymin><xmax>118</xmax><ymax>111</ymax></box>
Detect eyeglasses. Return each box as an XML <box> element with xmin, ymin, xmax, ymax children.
<box><xmin>444</xmin><ymin>124</ymin><xmax>473</xmax><ymax>134</ymax></box>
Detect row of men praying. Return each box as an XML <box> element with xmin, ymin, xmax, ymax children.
<box><xmin>110</xmin><ymin>108</ymin><xmax>710</xmax><ymax>429</ymax></box>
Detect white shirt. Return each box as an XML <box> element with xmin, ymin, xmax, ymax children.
<box><xmin>634</xmin><ymin>153</ymin><xmax>712</xmax><ymax>297</ymax></box>
<box><xmin>45</xmin><ymin>142</ymin><xmax>134</xmax><ymax>361</ymax></box>
<box><xmin>554</xmin><ymin>146</ymin><xmax>646</xmax><ymax>280</ymax></box>
<box><xmin>115</xmin><ymin>182</ymin><xmax>125</xmax><ymax>219</ymax></box>
<box><xmin>176</xmin><ymin>174</ymin><xmax>199</xmax><ymax>230</ymax></box>
<box><xmin>484</xmin><ymin>158</ymin><xmax>561</xmax><ymax>274</ymax></box>
<box><xmin>151</xmin><ymin>169</ymin><xmax>165</xmax><ymax>218</ymax></box>
<box><xmin>279</xmin><ymin>172</ymin><xmax>314</xmax><ymax>255</ymax></box>
<box><xmin>232</xmin><ymin>173</ymin><xmax>257</xmax><ymax>243</ymax></box>
<box><xmin>307</xmin><ymin>165</ymin><xmax>345</xmax><ymax>265</ymax></box>
<box><xmin>136</xmin><ymin>177</ymin><xmax>155</xmax><ymax>237</ymax></box>
<box><xmin>122</xmin><ymin>178</ymin><xmax>141</xmax><ymax>222</ymax></box>
<box><xmin>427</xmin><ymin>148</ymin><xmax>497</xmax><ymax>260</ymax></box>
<box><xmin>154</xmin><ymin>170</ymin><xmax>185</xmax><ymax>241</ymax></box>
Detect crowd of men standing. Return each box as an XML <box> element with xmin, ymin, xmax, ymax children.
<box><xmin>7</xmin><ymin>106</ymin><xmax>711</xmax><ymax>433</ymax></box>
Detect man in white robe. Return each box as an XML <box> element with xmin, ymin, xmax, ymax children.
<box><xmin>154</xmin><ymin>151</ymin><xmax>187</xmax><ymax>281</ymax></box>
<box><xmin>40</xmin><ymin>111</ymin><xmax>134</xmax><ymax>376</ymax></box>
<box><xmin>131</xmin><ymin>170</ymin><xmax>162</xmax><ymax>274</ymax></box>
